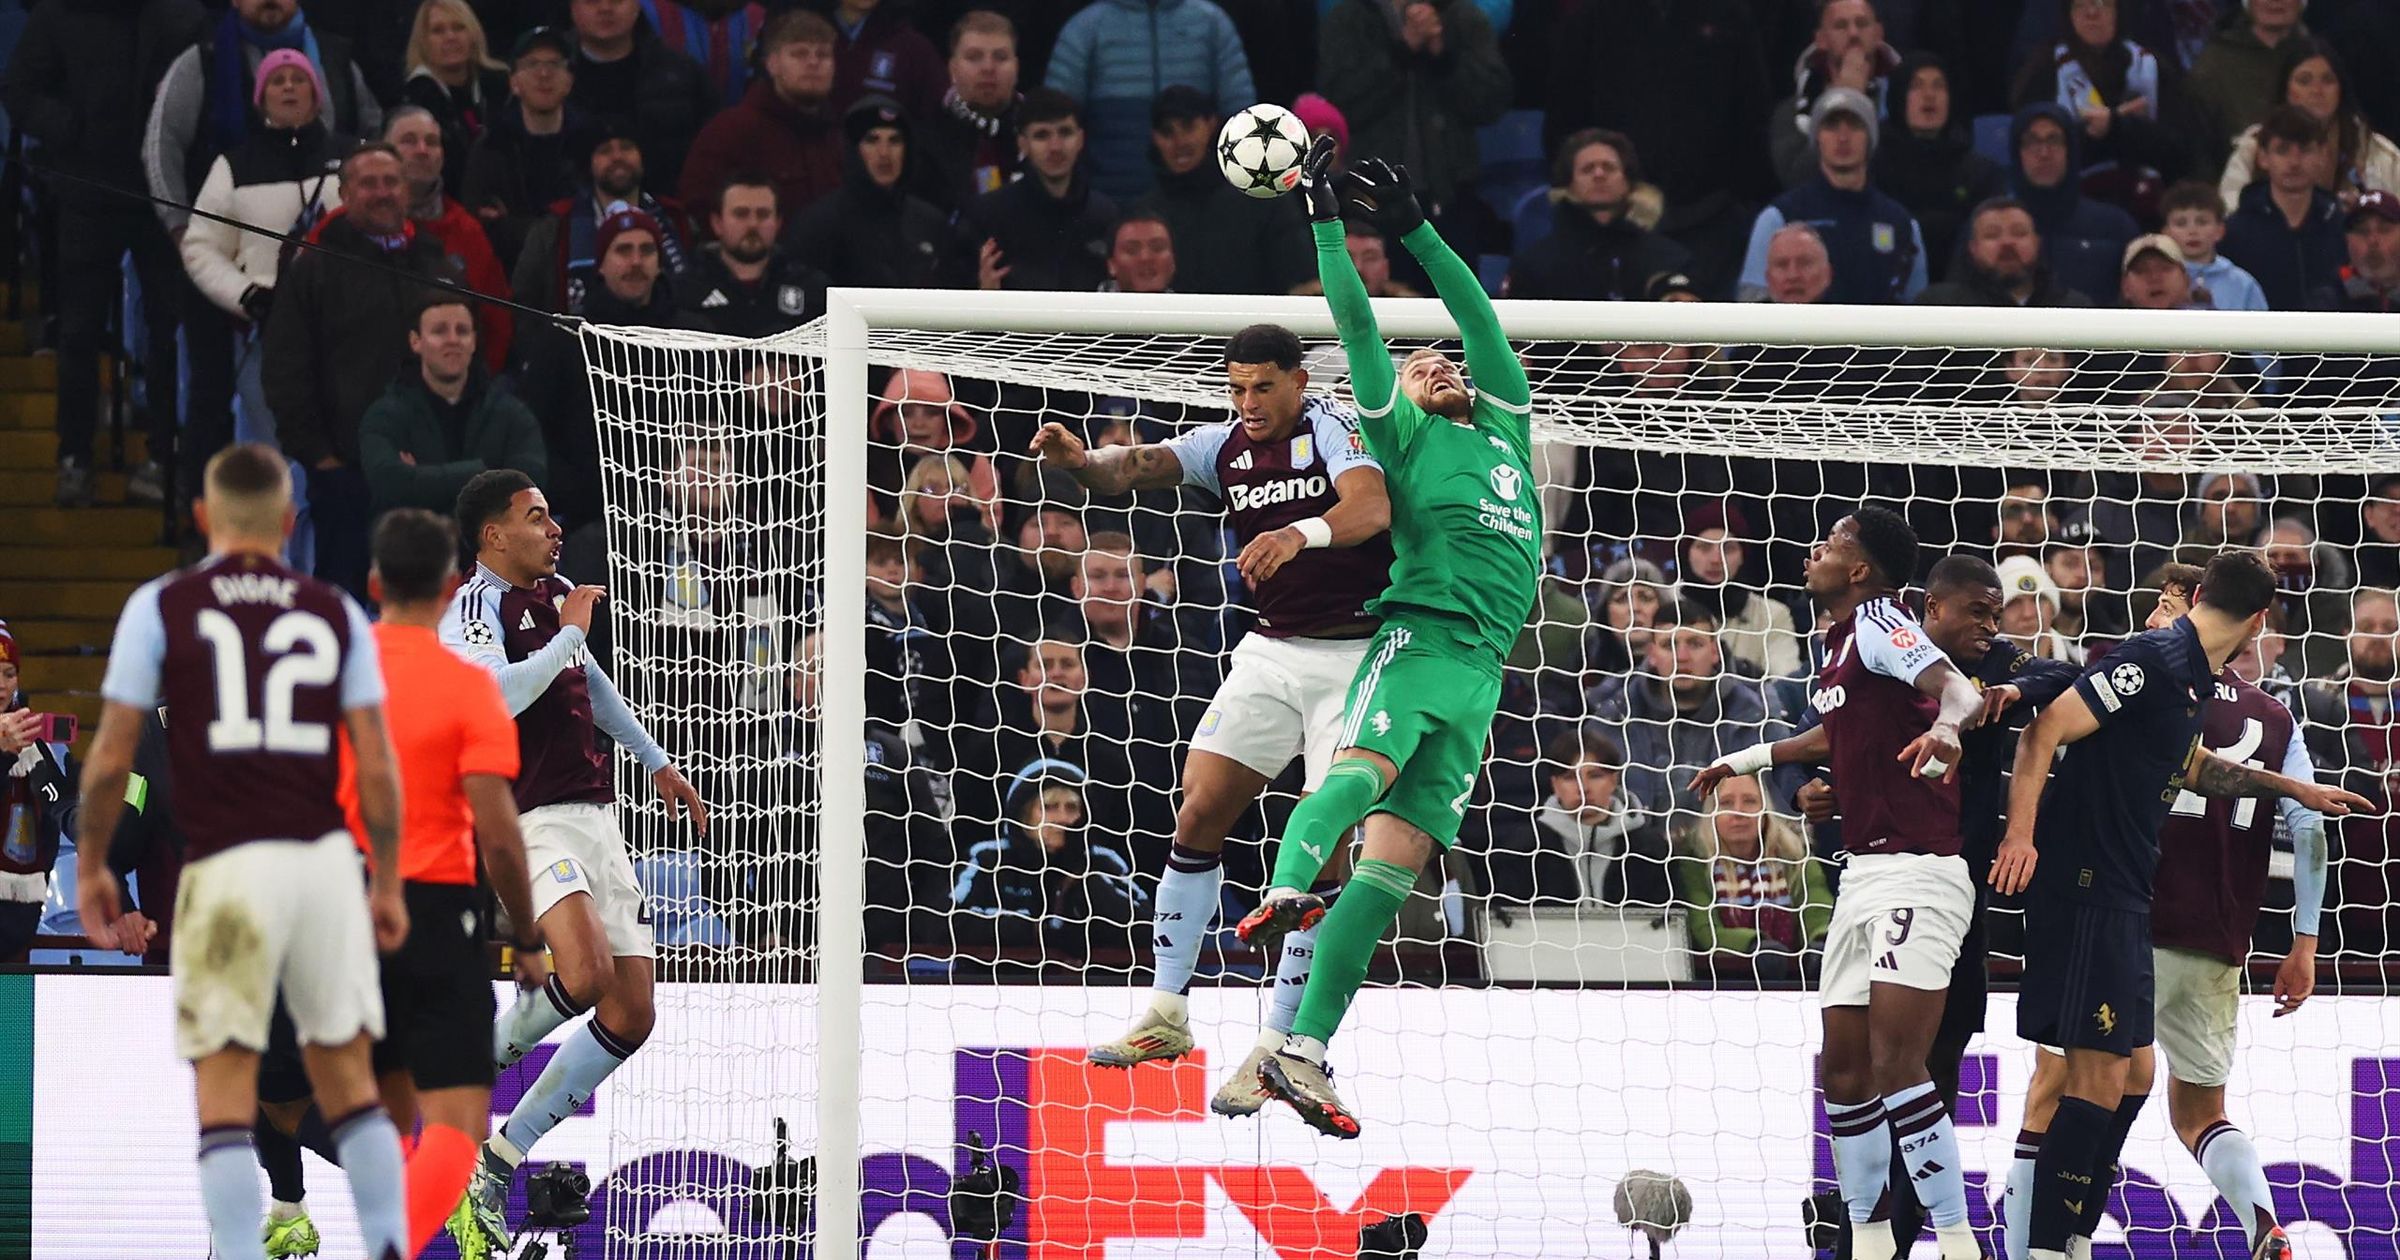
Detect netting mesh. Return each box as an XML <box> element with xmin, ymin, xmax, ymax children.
<box><xmin>581</xmin><ymin>307</ymin><xmax>2400</xmax><ymax>1258</ymax></box>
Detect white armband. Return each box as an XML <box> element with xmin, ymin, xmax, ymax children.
<box><xmin>1714</xmin><ymin>744</ymin><xmax>1775</xmax><ymax>777</ymax></box>
<box><xmin>1292</xmin><ymin>516</ymin><xmax>1333</xmax><ymax>549</ymax></box>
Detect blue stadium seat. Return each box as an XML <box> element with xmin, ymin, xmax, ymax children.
<box><xmin>1476</xmin><ymin>253</ymin><xmax>1509</xmax><ymax>295</ymax></box>
<box><xmin>1511</xmin><ymin>185</ymin><xmax>1555</xmax><ymax>254</ymax></box>
<box><xmin>1478</xmin><ymin>109</ymin><xmax>1547</xmax><ymax>172</ymax></box>
<box><xmin>1973</xmin><ymin>113</ymin><xmax>2015</xmax><ymax>169</ymax></box>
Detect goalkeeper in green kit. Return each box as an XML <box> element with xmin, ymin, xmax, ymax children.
<box><xmin>1237</xmin><ymin>137</ymin><xmax>1541</xmax><ymax>1139</ymax></box>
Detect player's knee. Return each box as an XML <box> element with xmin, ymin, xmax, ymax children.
<box><xmin>1820</xmin><ymin>1056</ymin><xmax>1873</xmax><ymax>1103</ymax></box>
<box><xmin>1170</xmin><ymin>800</ymin><xmax>1232</xmax><ymax>855</ymax></box>
<box><xmin>554</xmin><ymin>956</ymin><xmax>615</xmax><ymax>1009</ymax></box>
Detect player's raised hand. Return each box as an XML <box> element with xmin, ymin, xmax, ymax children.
<box><xmin>1796</xmin><ymin>778</ymin><xmax>1838</xmax><ymax>824</ymax></box>
<box><xmin>1028</xmin><ymin>422</ymin><xmax>1088</xmax><ymax>470</ymax></box>
<box><xmin>1898</xmin><ymin>721</ymin><xmax>1962</xmax><ymax>783</ymax></box>
<box><xmin>1687</xmin><ymin>760</ymin><xmax>1737</xmax><ymax>802</ymax></box>
<box><xmin>2272</xmin><ymin>946</ymin><xmax>2317</xmax><ymax>1016</ymax></box>
<box><xmin>655</xmin><ymin>764</ymin><xmax>710</xmax><ymax>836</ymax></box>
<box><xmin>1299</xmin><ymin>134</ymin><xmax>1343</xmax><ymax>223</ymax></box>
<box><xmin>1990</xmin><ymin>830</ymin><xmax>2037</xmax><ymax>894</ymax></box>
<box><xmin>75</xmin><ymin>867</ymin><xmax>121</xmax><ymax>951</ymax></box>
<box><xmin>1343</xmin><ymin>159</ymin><xmax>1425</xmax><ymax>238</ymax></box>
<box><xmin>1978</xmin><ymin>683</ymin><xmax>2022</xmax><ymax>727</ymax></box>
<box><xmin>1237</xmin><ymin>527</ymin><xmax>1307</xmax><ymax>584</ymax></box>
<box><xmin>560</xmin><ymin>584</ymin><xmax>606</xmax><ymax>635</ymax></box>
<box><xmin>2290</xmin><ymin>780</ymin><xmax>2375</xmax><ymax>818</ymax></box>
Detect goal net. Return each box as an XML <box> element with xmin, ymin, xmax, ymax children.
<box><xmin>579</xmin><ymin>294</ymin><xmax>2400</xmax><ymax>1259</ymax></box>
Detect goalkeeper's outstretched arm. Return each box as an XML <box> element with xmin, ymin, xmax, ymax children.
<box><xmin>1399</xmin><ymin>221</ymin><xmax>1530</xmax><ymax>417</ymax></box>
<box><xmin>1313</xmin><ymin>218</ymin><xmax>1398</xmax><ymax>419</ymax></box>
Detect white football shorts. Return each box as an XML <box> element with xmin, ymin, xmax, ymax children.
<box><xmin>523</xmin><ymin>802</ymin><xmax>655</xmax><ymax>959</ymax></box>
<box><xmin>2152</xmin><ymin>945</ymin><xmax>2241</xmax><ymax>1087</ymax></box>
<box><xmin>171</xmin><ymin>830</ymin><xmax>384</xmax><ymax>1061</ymax></box>
<box><xmin>1187</xmin><ymin>633</ymin><xmax>1373</xmax><ymax>789</ymax></box>
<box><xmin>1819</xmin><ymin>853</ymin><xmax>1976</xmax><ymax>1009</ymax></box>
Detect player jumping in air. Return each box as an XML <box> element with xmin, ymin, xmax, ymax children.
<box><xmin>1691</xmin><ymin>510</ymin><xmax>1993</xmax><ymax>1260</ymax></box>
<box><xmin>1998</xmin><ymin>565</ymin><xmax>2332</xmax><ymax>1260</ymax></box>
<box><xmin>1236</xmin><ymin>137</ymin><xmax>1541</xmax><ymax>1139</ymax></box>
<box><xmin>76</xmin><ymin>444</ymin><xmax>414</xmax><ymax>1260</ymax></box>
<box><xmin>444</xmin><ymin>470</ymin><xmax>709</xmax><ymax>1253</ymax></box>
<box><xmin>1790</xmin><ymin>554</ymin><xmax>2080</xmax><ymax>1257</ymax></box>
<box><xmin>345</xmin><ymin>509</ymin><xmax>551</xmax><ymax>1258</ymax></box>
<box><xmin>1990</xmin><ymin>552</ymin><xmax>2365</xmax><ymax>1260</ymax></box>
<box><xmin>1031</xmin><ymin>323</ymin><xmax>1397</xmax><ymax>1115</ymax></box>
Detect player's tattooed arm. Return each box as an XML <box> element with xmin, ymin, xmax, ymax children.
<box><xmin>2184</xmin><ymin>746</ymin><xmax>2375</xmax><ymax>816</ymax></box>
<box><xmin>1027</xmin><ymin>423</ymin><xmax>1184</xmax><ymax>493</ymax></box>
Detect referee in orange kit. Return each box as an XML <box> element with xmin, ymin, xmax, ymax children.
<box><xmin>341</xmin><ymin>508</ymin><xmax>548</xmax><ymax>1255</ymax></box>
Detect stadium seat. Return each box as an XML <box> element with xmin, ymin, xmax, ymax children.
<box><xmin>1476</xmin><ymin>253</ymin><xmax>1509</xmax><ymax>295</ymax></box>
<box><xmin>1973</xmin><ymin>113</ymin><xmax>2015</xmax><ymax>168</ymax></box>
<box><xmin>1475</xmin><ymin>109</ymin><xmax>1549</xmax><ymax>225</ymax></box>
<box><xmin>1511</xmin><ymin>185</ymin><xmax>1555</xmax><ymax>254</ymax></box>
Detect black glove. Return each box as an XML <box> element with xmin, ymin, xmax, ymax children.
<box><xmin>238</xmin><ymin>284</ymin><xmax>274</xmax><ymax>325</ymax></box>
<box><xmin>1299</xmin><ymin>133</ymin><xmax>1344</xmax><ymax>223</ymax></box>
<box><xmin>1343</xmin><ymin>158</ymin><xmax>1425</xmax><ymax>239</ymax></box>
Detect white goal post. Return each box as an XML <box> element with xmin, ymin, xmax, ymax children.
<box><xmin>580</xmin><ymin>290</ymin><xmax>2400</xmax><ymax>1259</ymax></box>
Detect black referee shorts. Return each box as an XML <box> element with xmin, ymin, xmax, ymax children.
<box><xmin>258</xmin><ymin>999</ymin><xmax>312</xmax><ymax>1105</ymax></box>
<box><xmin>2016</xmin><ymin>897</ymin><xmax>2154</xmax><ymax>1057</ymax></box>
<box><xmin>1934</xmin><ymin>884</ymin><xmax>1991</xmax><ymax>1047</ymax></box>
<box><xmin>371</xmin><ymin>881</ymin><xmax>496</xmax><ymax>1091</ymax></box>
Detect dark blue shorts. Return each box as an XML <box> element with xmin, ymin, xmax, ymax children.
<box><xmin>2016</xmin><ymin>899</ymin><xmax>2153</xmax><ymax>1056</ymax></box>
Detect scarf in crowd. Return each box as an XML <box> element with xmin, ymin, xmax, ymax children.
<box><xmin>212</xmin><ymin>6</ymin><xmax>324</xmax><ymax>159</ymax></box>
<box><xmin>1711</xmin><ymin>856</ymin><xmax>1804</xmax><ymax>951</ymax></box>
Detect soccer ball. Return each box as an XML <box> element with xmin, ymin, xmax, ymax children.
<box><xmin>1217</xmin><ymin>104</ymin><xmax>1311</xmax><ymax>200</ymax></box>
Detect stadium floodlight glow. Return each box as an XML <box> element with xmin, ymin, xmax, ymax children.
<box><xmin>580</xmin><ymin>291</ymin><xmax>2400</xmax><ymax>1259</ymax></box>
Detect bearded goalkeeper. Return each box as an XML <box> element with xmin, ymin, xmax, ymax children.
<box><xmin>1237</xmin><ymin>137</ymin><xmax>1541</xmax><ymax>1139</ymax></box>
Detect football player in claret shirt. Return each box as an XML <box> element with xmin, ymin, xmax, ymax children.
<box><xmin>1992</xmin><ymin>552</ymin><xmax>2367</xmax><ymax>1260</ymax></box>
<box><xmin>77</xmin><ymin>444</ymin><xmax>412</xmax><ymax>1260</ymax></box>
<box><xmin>1692</xmin><ymin>510</ymin><xmax>1992</xmax><ymax>1260</ymax></box>
<box><xmin>440</xmin><ymin>469</ymin><xmax>708</xmax><ymax>1254</ymax></box>
<box><xmin>1031</xmin><ymin>321</ymin><xmax>1396</xmax><ymax>1116</ymax></box>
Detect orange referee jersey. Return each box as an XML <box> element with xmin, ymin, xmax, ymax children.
<box><xmin>340</xmin><ymin>622</ymin><xmax>519</xmax><ymax>885</ymax></box>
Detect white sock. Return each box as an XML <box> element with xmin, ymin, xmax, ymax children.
<box><xmin>2031</xmin><ymin>1250</ymin><xmax>2067</xmax><ymax>1260</ymax></box>
<box><xmin>199</xmin><ymin>1126</ymin><xmax>268</xmax><ymax>1260</ymax></box>
<box><xmin>330</xmin><ymin>1106</ymin><xmax>407</xmax><ymax>1260</ymax></box>
<box><xmin>1253</xmin><ymin>1026</ymin><xmax>1289</xmax><ymax>1053</ymax></box>
<box><xmin>1888</xmin><ymin>1081</ymin><xmax>1971</xmax><ymax>1229</ymax></box>
<box><xmin>2196</xmin><ymin>1121</ymin><xmax>2275</xmax><ymax>1246</ymax></box>
<box><xmin>499</xmin><ymin>1018</ymin><xmax>638</xmax><ymax>1158</ymax></box>
<box><xmin>1827</xmin><ymin>1098</ymin><xmax>1893</xmax><ymax>1225</ymax></box>
<box><xmin>1853</xmin><ymin>1227</ymin><xmax>1897</xmax><ymax>1260</ymax></box>
<box><xmin>1285</xmin><ymin>1034</ymin><xmax>1328</xmax><ymax>1064</ymax></box>
<box><xmin>496</xmin><ymin>973</ymin><xmax>585</xmax><ymax>1068</ymax></box>
<box><xmin>2005</xmin><ymin>1132</ymin><xmax>2040</xmax><ymax>1260</ymax></box>
<box><xmin>1935</xmin><ymin>1221</ymin><xmax>1980</xmax><ymax>1260</ymax></box>
<box><xmin>1149</xmin><ymin>846</ymin><xmax>1222</xmax><ymax>1001</ymax></box>
<box><xmin>1266</xmin><ymin>924</ymin><xmax>1318</xmax><ymax>1035</ymax></box>
<box><xmin>2064</xmin><ymin>1237</ymin><xmax>2091</xmax><ymax>1260</ymax></box>
<box><xmin>268</xmin><ymin>1198</ymin><xmax>305</xmax><ymax>1222</ymax></box>
<box><xmin>1148</xmin><ymin>992</ymin><xmax>1189</xmax><ymax>1023</ymax></box>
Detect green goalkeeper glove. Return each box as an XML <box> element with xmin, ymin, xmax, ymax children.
<box><xmin>1299</xmin><ymin>134</ymin><xmax>1344</xmax><ymax>224</ymax></box>
<box><xmin>1344</xmin><ymin>158</ymin><xmax>1425</xmax><ymax>239</ymax></box>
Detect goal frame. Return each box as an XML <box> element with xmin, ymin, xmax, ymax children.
<box><xmin>814</xmin><ymin>288</ymin><xmax>2400</xmax><ymax>1256</ymax></box>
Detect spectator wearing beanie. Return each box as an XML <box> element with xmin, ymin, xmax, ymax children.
<box><xmin>181</xmin><ymin>49</ymin><xmax>354</xmax><ymax>465</ymax></box>
<box><xmin>788</xmin><ymin>95</ymin><xmax>961</xmax><ymax>290</ymax></box>
<box><xmin>387</xmin><ymin>107</ymin><xmax>516</xmax><ymax>373</ymax></box>
<box><xmin>1739</xmin><ymin>87</ymin><xmax>1928</xmax><ymax>304</ymax></box>
<box><xmin>1915</xmin><ymin>197</ymin><xmax>2093</xmax><ymax>306</ymax></box>
<box><xmin>1875</xmin><ymin>51</ymin><xmax>2005</xmax><ymax>282</ymax></box>
<box><xmin>514</xmin><ymin>125</ymin><xmax>696</xmax><ymax>316</ymax></box>
<box><xmin>1292</xmin><ymin>92</ymin><xmax>1350</xmax><ymax>163</ymax></box>
<box><xmin>1504</xmin><ymin>129</ymin><xmax>1691</xmax><ymax>301</ymax></box>
<box><xmin>2005</xmin><ymin>100</ymin><xmax>2139</xmax><ymax>302</ymax></box>
<box><xmin>916</xmin><ymin>10</ymin><xmax>1025</xmax><ymax>212</ymax></box>
<box><xmin>463</xmin><ymin>27</ymin><xmax>598</xmax><ymax>270</ymax></box>
<box><xmin>564</xmin><ymin>0</ymin><xmax>716</xmax><ymax>193</ymax></box>
<box><xmin>1318</xmin><ymin>0</ymin><xmax>1512</xmax><ymax>244</ymax></box>
<box><xmin>400</xmin><ymin>0</ymin><xmax>514</xmax><ymax>196</ymax></box>
<box><xmin>679</xmin><ymin>9</ymin><xmax>848</xmax><ymax>226</ymax></box>
<box><xmin>3</xmin><ymin>0</ymin><xmax>201</xmax><ymax>508</ymax></box>
<box><xmin>1134</xmin><ymin>86</ymin><xmax>1311</xmax><ymax>295</ymax></box>
<box><xmin>1043</xmin><ymin>0</ymin><xmax>1256</xmax><ymax>200</ymax></box>
<box><xmin>643</xmin><ymin>0</ymin><xmax>770</xmax><ymax>109</ymax></box>
<box><xmin>955</xmin><ymin>88</ymin><xmax>1119</xmax><ymax>292</ymax></box>
<box><xmin>1769</xmin><ymin>0</ymin><xmax>1901</xmax><ymax>188</ymax></box>
<box><xmin>517</xmin><ymin>204</ymin><xmax>700</xmax><ymax>534</ymax></box>
<box><xmin>813</xmin><ymin>0</ymin><xmax>946</xmax><ymax>118</ymax></box>
<box><xmin>263</xmin><ymin>142</ymin><xmax>463</xmax><ymax>600</ymax></box>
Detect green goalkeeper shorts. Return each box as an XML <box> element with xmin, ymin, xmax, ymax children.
<box><xmin>1334</xmin><ymin>620</ymin><xmax>1503</xmax><ymax>848</ymax></box>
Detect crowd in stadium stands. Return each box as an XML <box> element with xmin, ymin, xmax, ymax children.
<box><xmin>5</xmin><ymin>0</ymin><xmax>2400</xmax><ymax>979</ymax></box>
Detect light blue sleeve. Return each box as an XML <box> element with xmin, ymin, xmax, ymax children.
<box><xmin>439</xmin><ymin>581</ymin><xmax>589</xmax><ymax>716</ymax></box>
<box><xmin>1312</xmin><ymin>399</ymin><xmax>1383</xmax><ymax>481</ymax></box>
<box><xmin>337</xmin><ymin>595</ymin><xmax>385</xmax><ymax>711</ymax></box>
<box><xmin>1903</xmin><ymin>221</ymin><xmax>1930</xmax><ymax>301</ymax></box>
<box><xmin>1157</xmin><ymin>421</ymin><xmax>1234</xmax><ymax>495</ymax></box>
<box><xmin>98</xmin><ymin>580</ymin><xmax>169</xmax><ymax>708</ymax></box>
<box><xmin>2278</xmin><ymin>732</ymin><xmax>2328</xmax><ymax>938</ymax></box>
<box><xmin>585</xmin><ymin>659</ymin><xmax>670</xmax><ymax>773</ymax></box>
<box><xmin>1737</xmin><ymin>206</ymin><xmax>1785</xmax><ymax>301</ymax></box>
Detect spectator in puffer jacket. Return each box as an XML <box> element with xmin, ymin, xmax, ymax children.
<box><xmin>1317</xmin><ymin>0</ymin><xmax>1512</xmax><ymax>233</ymax></box>
<box><xmin>387</xmin><ymin>107</ymin><xmax>515</xmax><ymax>373</ymax></box>
<box><xmin>181</xmin><ymin>49</ymin><xmax>352</xmax><ymax>452</ymax></box>
<box><xmin>677</xmin><ymin>8</ymin><xmax>848</xmax><ymax>227</ymax></box>
<box><xmin>811</xmin><ymin>0</ymin><xmax>945</xmax><ymax>119</ymax></box>
<box><xmin>2006</xmin><ymin>100</ymin><xmax>2139</xmax><ymax>303</ymax></box>
<box><xmin>399</xmin><ymin>0</ymin><xmax>513</xmax><ymax>196</ymax></box>
<box><xmin>565</xmin><ymin>0</ymin><xmax>717</xmax><ymax>193</ymax></box>
<box><xmin>1504</xmin><ymin>129</ymin><xmax>1691</xmax><ymax>301</ymax></box>
<box><xmin>1043</xmin><ymin>0</ymin><xmax>1256</xmax><ymax>200</ymax></box>
<box><xmin>788</xmin><ymin>95</ymin><xmax>961</xmax><ymax>290</ymax></box>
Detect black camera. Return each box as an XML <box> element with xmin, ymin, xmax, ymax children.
<box><xmin>525</xmin><ymin>1162</ymin><xmax>593</xmax><ymax>1230</ymax></box>
<box><xmin>948</xmin><ymin>1131</ymin><xmax>1024</xmax><ymax>1244</ymax></box>
<box><xmin>749</xmin><ymin>1117</ymin><xmax>818</xmax><ymax>1236</ymax></box>
<box><xmin>1359</xmin><ymin>1211</ymin><xmax>1428</xmax><ymax>1259</ymax></box>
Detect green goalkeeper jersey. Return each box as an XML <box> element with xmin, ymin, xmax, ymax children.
<box><xmin>1315</xmin><ymin>218</ymin><xmax>1541</xmax><ymax>663</ymax></box>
